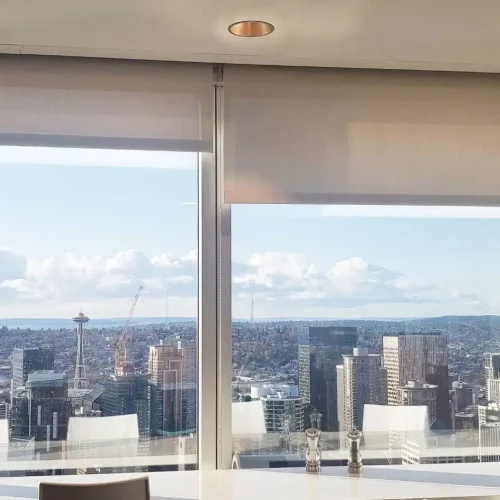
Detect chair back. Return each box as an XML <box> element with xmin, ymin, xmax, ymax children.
<box><xmin>39</xmin><ymin>476</ymin><xmax>150</xmax><ymax>500</ymax></box>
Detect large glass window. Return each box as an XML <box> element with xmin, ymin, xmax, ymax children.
<box><xmin>231</xmin><ymin>204</ymin><xmax>497</xmax><ymax>467</ymax></box>
<box><xmin>0</xmin><ymin>147</ymin><xmax>198</xmax><ymax>474</ymax></box>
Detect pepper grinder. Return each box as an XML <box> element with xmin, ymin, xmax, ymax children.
<box><xmin>347</xmin><ymin>429</ymin><xmax>362</xmax><ymax>476</ymax></box>
<box><xmin>305</xmin><ymin>428</ymin><xmax>321</xmax><ymax>474</ymax></box>
<box><xmin>305</xmin><ymin>409</ymin><xmax>322</xmax><ymax>474</ymax></box>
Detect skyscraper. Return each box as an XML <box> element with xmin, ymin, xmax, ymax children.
<box><xmin>452</xmin><ymin>381</ymin><xmax>475</xmax><ymax>411</ymax></box>
<box><xmin>148</xmin><ymin>340</ymin><xmax>196</xmax><ymax>435</ymax></box>
<box><xmin>484</xmin><ymin>353</ymin><xmax>500</xmax><ymax>381</ymax></box>
<box><xmin>336</xmin><ymin>348</ymin><xmax>386</xmax><ymax>433</ymax></box>
<box><xmin>383</xmin><ymin>333</ymin><xmax>450</xmax><ymax>428</ymax></box>
<box><xmin>298</xmin><ymin>326</ymin><xmax>357</xmax><ymax>431</ymax></box>
<box><xmin>100</xmin><ymin>373</ymin><xmax>151</xmax><ymax>438</ymax></box>
<box><xmin>12</xmin><ymin>347</ymin><xmax>54</xmax><ymax>391</ymax></box>
<box><xmin>0</xmin><ymin>402</ymin><xmax>11</xmax><ymax>421</ymax></box>
<box><xmin>396</xmin><ymin>380</ymin><xmax>438</xmax><ymax>423</ymax></box>
<box><xmin>454</xmin><ymin>410</ymin><xmax>477</xmax><ymax>430</ymax></box>
<box><xmin>253</xmin><ymin>385</ymin><xmax>305</xmax><ymax>433</ymax></box>
<box><xmin>488</xmin><ymin>379</ymin><xmax>500</xmax><ymax>403</ymax></box>
<box><xmin>478</xmin><ymin>402</ymin><xmax>500</xmax><ymax>462</ymax></box>
<box><xmin>10</xmin><ymin>371</ymin><xmax>71</xmax><ymax>444</ymax></box>
<box><xmin>484</xmin><ymin>353</ymin><xmax>500</xmax><ymax>403</ymax></box>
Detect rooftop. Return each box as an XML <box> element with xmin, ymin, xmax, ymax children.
<box><xmin>26</xmin><ymin>371</ymin><xmax>67</xmax><ymax>387</ymax></box>
<box><xmin>68</xmin><ymin>388</ymin><xmax>92</xmax><ymax>399</ymax></box>
<box><xmin>399</xmin><ymin>381</ymin><xmax>439</xmax><ymax>390</ymax></box>
<box><xmin>343</xmin><ymin>348</ymin><xmax>379</xmax><ymax>358</ymax></box>
<box><xmin>384</xmin><ymin>332</ymin><xmax>443</xmax><ymax>337</ymax></box>
<box><xmin>261</xmin><ymin>394</ymin><xmax>303</xmax><ymax>401</ymax></box>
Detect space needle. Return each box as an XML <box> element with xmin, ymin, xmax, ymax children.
<box><xmin>73</xmin><ymin>312</ymin><xmax>89</xmax><ymax>389</ymax></box>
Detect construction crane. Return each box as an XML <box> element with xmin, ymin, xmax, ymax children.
<box><xmin>114</xmin><ymin>286</ymin><xmax>144</xmax><ymax>376</ymax></box>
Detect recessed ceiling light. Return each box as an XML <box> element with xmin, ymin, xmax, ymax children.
<box><xmin>228</xmin><ymin>20</ymin><xmax>274</xmax><ymax>38</ymax></box>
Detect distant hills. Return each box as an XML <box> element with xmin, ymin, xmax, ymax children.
<box><xmin>0</xmin><ymin>317</ymin><xmax>195</xmax><ymax>330</ymax></box>
<box><xmin>0</xmin><ymin>314</ymin><xmax>499</xmax><ymax>330</ymax></box>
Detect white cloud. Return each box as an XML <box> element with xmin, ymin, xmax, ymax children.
<box><xmin>328</xmin><ymin>257</ymin><xmax>404</xmax><ymax>297</ymax></box>
<box><xmin>234</xmin><ymin>252</ymin><xmax>317</xmax><ymax>289</ymax></box>
<box><xmin>0</xmin><ymin>247</ymin><xmax>489</xmax><ymax>318</ymax></box>
<box><xmin>181</xmin><ymin>249</ymin><xmax>197</xmax><ymax>263</ymax></box>
<box><xmin>0</xmin><ymin>249</ymin><xmax>27</xmax><ymax>282</ymax></box>
<box><xmin>0</xmin><ymin>248</ymin><xmax>197</xmax><ymax>305</ymax></box>
<box><xmin>232</xmin><ymin>251</ymin><xmax>469</xmax><ymax>309</ymax></box>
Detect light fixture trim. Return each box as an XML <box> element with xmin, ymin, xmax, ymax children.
<box><xmin>228</xmin><ymin>20</ymin><xmax>275</xmax><ymax>38</ymax></box>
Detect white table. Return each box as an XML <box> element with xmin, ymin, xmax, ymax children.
<box><xmin>272</xmin><ymin>463</ymin><xmax>500</xmax><ymax>488</ymax></box>
<box><xmin>0</xmin><ymin>466</ymin><xmax>500</xmax><ymax>500</ymax></box>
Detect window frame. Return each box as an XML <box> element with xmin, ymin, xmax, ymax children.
<box><xmin>0</xmin><ymin>56</ymin><xmax>224</xmax><ymax>472</ymax></box>
<box><xmin>199</xmin><ymin>66</ymin><xmax>233</xmax><ymax>469</ymax></box>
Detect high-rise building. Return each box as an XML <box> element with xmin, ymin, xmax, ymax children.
<box><xmin>148</xmin><ymin>341</ymin><xmax>196</xmax><ymax>435</ymax></box>
<box><xmin>383</xmin><ymin>333</ymin><xmax>450</xmax><ymax>428</ymax></box>
<box><xmin>10</xmin><ymin>371</ymin><xmax>71</xmax><ymax>444</ymax></box>
<box><xmin>251</xmin><ymin>385</ymin><xmax>304</xmax><ymax>432</ymax></box>
<box><xmin>484</xmin><ymin>353</ymin><xmax>500</xmax><ymax>381</ymax></box>
<box><xmin>298</xmin><ymin>326</ymin><xmax>357</xmax><ymax>431</ymax></box>
<box><xmin>12</xmin><ymin>347</ymin><xmax>54</xmax><ymax>391</ymax></box>
<box><xmin>484</xmin><ymin>353</ymin><xmax>500</xmax><ymax>403</ymax></box>
<box><xmin>454</xmin><ymin>409</ymin><xmax>478</xmax><ymax>430</ymax></box>
<box><xmin>397</xmin><ymin>381</ymin><xmax>438</xmax><ymax>423</ymax></box>
<box><xmin>380</xmin><ymin>366</ymin><xmax>388</xmax><ymax>406</ymax></box>
<box><xmin>73</xmin><ymin>312</ymin><xmax>89</xmax><ymax>390</ymax></box>
<box><xmin>0</xmin><ymin>402</ymin><xmax>11</xmax><ymax>421</ymax></box>
<box><xmin>82</xmin><ymin>385</ymin><xmax>105</xmax><ymax>415</ymax></box>
<box><xmin>336</xmin><ymin>348</ymin><xmax>386</xmax><ymax>433</ymax></box>
<box><xmin>478</xmin><ymin>402</ymin><xmax>500</xmax><ymax>462</ymax></box>
<box><xmin>452</xmin><ymin>381</ymin><xmax>475</xmax><ymax>411</ymax></box>
<box><xmin>488</xmin><ymin>379</ymin><xmax>500</xmax><ymax>403</ymax></box>
<box><xmin>100</xmin><ymin>373</ymin><xmax>150</xmax><ymax>438</ymax></box>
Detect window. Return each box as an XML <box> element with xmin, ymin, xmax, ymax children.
<box><xmin>3</xmin><ymin>55</ymin><xmax>500</xmax><ymax>481</ymax></box>
<box><xmin>0</xmin><ymin>147</ymin><xmax>198</xmax><ymax>474</ymax></box>
<box><xmin>231</xmin><ymin>204</ymin><xmax>497</xmax><ymax>467</ymax></box>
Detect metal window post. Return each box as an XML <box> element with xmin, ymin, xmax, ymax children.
<box><xmin>198</xmin><ymin>149</ymin><xmax>217</xmax><ymax>469</ymax></box>
<box><xmin>215</xmin><ymin>65</ymin><xmax>233</xmax><ymax>469</ymax></box>
<box><xmin>198</xmin><ymin>65</ymin><xmax>232</xmax><ymax>470</ymax></box>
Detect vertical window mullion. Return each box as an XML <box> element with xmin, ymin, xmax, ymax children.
<box><xmin>215</xmin><ymin>65</ymin><xmax>232</xmax><ymax>468</ymax></box>
<box><xmin>198</xmin><ymin>150</ymin><xmax>218</xmax><ymax>469</ymax></box>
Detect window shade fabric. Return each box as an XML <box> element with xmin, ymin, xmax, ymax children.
<box><xmin>223</xmin><ymin>66</ymin><xmax>500</xmax><ymax>205</ymax></box>
<box><xmin>0</xmin><ymin>55</ymin><xmax>213</xmax><ymax>152</ymax></box>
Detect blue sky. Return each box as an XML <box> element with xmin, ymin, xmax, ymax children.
<box><xmin>0</xmin><ymin>146</ymin><xmax>499</xmax><ymax>319</ymax></box>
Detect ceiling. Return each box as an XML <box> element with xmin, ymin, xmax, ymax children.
<box><xmin>1</xmin><ymin>0</ymin><xmax>500</xmax><ymax>72</ymax></box>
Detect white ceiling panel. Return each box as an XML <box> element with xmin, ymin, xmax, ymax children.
<box><xmin>1</xmin><ymin>0</ymin><xmax>500</xmax><ymax>72</ymax></box>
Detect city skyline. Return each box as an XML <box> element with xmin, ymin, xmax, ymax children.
<box><xmin>0</xmin><ymin>301</ymin><xmax>497</xmax><ymax>466</ymax></box>
<box><xmin>2</xmin><ymin>146</ymin><xmax>500</xmax><ymax>319</ymax></box>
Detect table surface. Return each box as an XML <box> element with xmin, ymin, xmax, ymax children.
<box><xmin>1</xmin><ymin>464</ymin><xmax>500</xmax><ymax>500</ymax></box>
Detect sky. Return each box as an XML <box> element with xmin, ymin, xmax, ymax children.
<box><xmin>1</xmin><ymin>146</ymin><xmax>500</xmax><ymax>320</ymax></box>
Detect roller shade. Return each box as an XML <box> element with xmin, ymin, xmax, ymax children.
<box><xmin>0</xmin><ymin>55</ymin><xmax>213</xmax><ymax>152</ymax></box>
<box><xmin>224</xmin><ymin>66</ymin><xmax>500</xmax><ymax>205</ymax></box>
